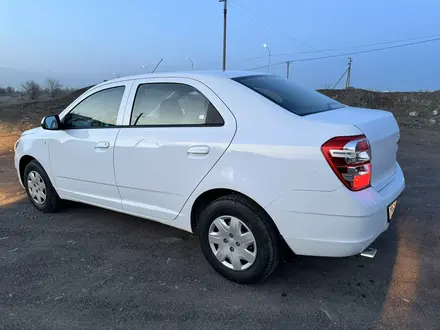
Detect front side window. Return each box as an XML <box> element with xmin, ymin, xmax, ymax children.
<box><xmin>233</xmin><ymin>75</ymin><xmax>344</xmax><ymax>116</ymax></box>
<box><xmin>63</xmin><ymin>86</ymin><xmax>125</xmax><ymax>129</ymax></box>
<box><xmin>130</xmin><ymin>83</ymin><xmax>224</xmax><ymax>126</ymax></box>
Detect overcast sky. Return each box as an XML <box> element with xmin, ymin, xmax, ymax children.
<box><xmin>1</xmin><ymin>0</ymin><xmax>439</xmax><ymax>91</ymax></box>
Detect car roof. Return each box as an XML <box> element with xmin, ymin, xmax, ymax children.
<box><xmin>97</xmin><ymin>70</ymin><xmax>266</xmax><ymax>87</ymax></box>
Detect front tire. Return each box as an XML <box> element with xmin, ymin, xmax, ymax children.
<box><xmin>197</xmin><ymin>195</ymin><xmax>280</xmax><ymax>284</ymax></box>
<box><xmin>24</xmin><ymin>160</ymin><xmax>62</xmax><ymax>213</ymax></box>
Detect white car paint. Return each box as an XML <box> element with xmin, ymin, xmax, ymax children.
<box><xmin>114</xmin><ymin>77</ymin><xmax>237</xmax><ymax>221</ymax></box>
<box><xmin>41</xmin><ymin>80</ymin><xmax>133</xmax><ymax>210</ymax></box>
<box><xmin>14</xmin><ymin>71</ymin><xmax>405</xmax><ymax>257</ymax></box>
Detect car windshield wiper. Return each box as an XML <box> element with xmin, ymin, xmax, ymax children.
<box><xmin>133</xmin><ymin>113</ymin><xmax>144</xmax><ymax>126</ymax></box>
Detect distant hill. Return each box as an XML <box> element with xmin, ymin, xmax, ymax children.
<box><xmin>0</xmin><ymin>87</ymin><xmax>438</xmax><ymax>136</ymax></box>
<box><xmin>319</xmin><ymin>88</ymin><xmax>440</xmax><ymax>128</ymax></box>
<box><xmin>0</xmin><ymin>86</ymin><xmax>93</xmax><ymax>135</ymax></box>
<box><xmin>0</xmin><ymin>67</ymin><xmax>99</xmax><ymax>89</ymax></box>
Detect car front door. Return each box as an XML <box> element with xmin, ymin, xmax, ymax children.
<box><xmin>49</xmin><ymin>80</ymin><xmax>133</xmax><ymax>210</ymax></box>
<box><xmin>113</xmin><ymin>78</ymin><xmax>236</xmax><ymax>221</ymax></box>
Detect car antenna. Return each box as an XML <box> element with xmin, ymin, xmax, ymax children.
<box><xmin>151</xmin><ymin>58</ymin><xmax>163</xmax><ymax>73</ymax></box>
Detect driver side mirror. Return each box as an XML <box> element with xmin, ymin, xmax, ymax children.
<box><xmin>41</xmin><ymin>115</ymin><xmax>61</xmax><ymax>130</ymax></box>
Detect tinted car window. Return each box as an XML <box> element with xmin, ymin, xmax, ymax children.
<box><xmin>63</xmin><ymin>86</ymin><xmax>125</xmax><ymax>128</ymax></box>
<box><xmin>233</xmin><ymin>75</ymin><xmax>344</xmax><ymax>116</ymax></box>
<box><xmin>130</xmin><ymin>83</ymin><xmax>224</xmax><ymax>126</ymax></box>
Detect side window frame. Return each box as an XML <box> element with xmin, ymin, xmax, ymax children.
<box><xmin>58</xmin><ymin>80</ymin><xmax>134</xmax><ymax>129</ymax></box>
<box><xmin>127</xmin><ymin>82</ymin><xmax>224</xmax><ymax>127</ymax></box>
<box><xmin>121</xmin><ymin>78</ymin><xmax>233</xmax><ymax>128</ymax></box>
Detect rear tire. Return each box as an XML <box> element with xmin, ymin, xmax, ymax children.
<box><xmin>24</xmin><ymin>160</ymin><xmax>62</xmax><ymax>213</ymax></box>
<box><xmin>197</xmin><ymin>194</ymin><xmax>280</xmax><ymax>284</ymax></box>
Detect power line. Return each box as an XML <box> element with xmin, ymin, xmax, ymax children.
<box><xmin>229</xmin><ymin>0</ymin><xmax>329</xmax><ymax>55</ymax></box>
<box><xmin>245</xmin><ymin>36</ymin><xmax>440</xmax><ymax>71</ymax></box>
<box><xmin>195</xmin><ymin>33</ymin><xmax>440</xmax><ymax>70</ymax></box>
<box><xmin>241</xmin><ymin>34</ymin><xmax>440</xmax><ymax>61</ymax></box>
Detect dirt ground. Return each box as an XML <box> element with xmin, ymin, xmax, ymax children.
<box><xmin>0</xmin><ymin>90</ymin><xmax>440</xmax><ymax>329</ymax></box>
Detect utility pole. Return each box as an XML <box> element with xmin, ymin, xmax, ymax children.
<box><xmin>220</xmin><ymin>0</ymin><xmax>227</xmax><ymax>71</ymax></box>
<box><xmin>286</xmin><ymin>61</ymin><xmax>291</xmax><ymax>79</ymax></box>
<box><xmin>345</xmin><ymin>57</ymin><xmax>352</xmax><ymax>89</ymax></box>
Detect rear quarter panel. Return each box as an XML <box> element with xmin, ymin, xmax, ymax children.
<box><xmin>178</xmin><ymin>78</ymin><xmax>364</xmax><ymax>221</ymax></box>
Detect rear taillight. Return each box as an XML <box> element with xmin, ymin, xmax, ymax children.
<box><xmin>321</xmin><ymin>134</ymin><xmax>371</xmax><ymax>191</ymax></box>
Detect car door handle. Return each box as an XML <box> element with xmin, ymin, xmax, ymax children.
<box><xmin>188</xmin><ymin>145</ymin><xmax>210</xmax><ymax>155</ymax></box>
<box><xmin>95</xmin><ymin>141</ymin><xmax>110</xmax><ymax>149</ymax></box>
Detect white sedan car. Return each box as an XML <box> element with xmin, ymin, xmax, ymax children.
<box><xmin>14</xmin><ymin>71</ymin><xmax>404</xmax><ymax>283</ymax></box>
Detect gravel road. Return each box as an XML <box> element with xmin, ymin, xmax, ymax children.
<box><xmin>0</xmin><ymin>129</ymin><xmax>439</xmax><ymax>329</ymax></box>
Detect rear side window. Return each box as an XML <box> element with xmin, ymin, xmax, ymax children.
<box><xmin>130</xmin><ymin>83</ymin><xmax>224</xmax><ymax>126</ymax></box>
<box><xmin>233</xmin><ymin>75</ymin><xmax>344</xmax><ymax>116</ymax></box>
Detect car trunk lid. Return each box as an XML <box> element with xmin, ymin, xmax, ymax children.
<box><xmin>307</xmin><ymin>107</ymin><xmax>400</xmax><ymax>190</ymax></box>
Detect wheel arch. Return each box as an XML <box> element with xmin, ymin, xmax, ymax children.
<box><xmin>190</xmin><ymin>188</ymin><xmax>281</xmax><ymax>237</ymax></box>
<box><xmin>19</xmin><ymin>155</ymin><xmax>37</xmax><ymax>184</ymax></box>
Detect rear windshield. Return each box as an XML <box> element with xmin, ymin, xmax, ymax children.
<box><xmin>233</xmin><ymin>75</ymin><xmax>345</xmax><ymax>116</ymax></box>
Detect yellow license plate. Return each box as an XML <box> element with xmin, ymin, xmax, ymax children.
<box><xmin>388</xmin><ymin>200</ymin><xmax>397</xmax><ymax>221</ymax></box>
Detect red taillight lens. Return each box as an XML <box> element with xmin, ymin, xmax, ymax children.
<box><xmin>321</xmin><ymin>134</ymin><xmax>371</xmax><ymax>191</ymax></box>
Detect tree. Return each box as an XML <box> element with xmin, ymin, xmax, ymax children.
<box><xmin>5</xmin><ymin>86</ymin><xmax>15</xmax><ymax>94</ymax></box>
<box><xmin>45</xmin><ymin>78</ymin><xmax>62</xmax><ymax>98</ymax></box>
<box><xmin>22</xmin><ymin>80</ymin><xmax>42</xmax><ymax>100</ymax></box>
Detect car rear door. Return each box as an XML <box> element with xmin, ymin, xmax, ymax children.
<box><xmin>49</xmin><ymin>80</ymin><xmax>133</xmax><ymax>210</ymax></box>
<box><xmin>114</xmin><ymin>77</ymin><xmax>236</xmax><ymax>221</ymax></box>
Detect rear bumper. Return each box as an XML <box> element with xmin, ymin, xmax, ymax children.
<box><xmin>266</xmin><ymin>162</ymin><xmax>405</xmax><ymax>257</ymax></box>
